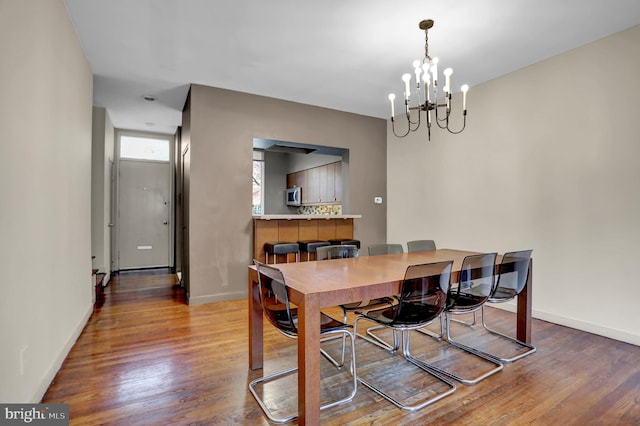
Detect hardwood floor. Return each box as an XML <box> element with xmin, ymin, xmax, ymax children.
<box><xmin>43</xmin><ymin>270</ymin><xmax>640</xmax><ymax>425</ymax></box>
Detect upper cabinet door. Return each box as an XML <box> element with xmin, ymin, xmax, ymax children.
<box><xmin>305</xmin><ymin>167</ymin><xmax>320</xmax><ymax>203</ymax></box>
<box><xmin>287</xmin><ymin>161</ymin><xmax>342</xmax><ymax>205</ymax></box>
<box><xmin>333</xmin><ymin>162</ymin><xmax>342</xmax><ymax>203</ymax></box>
<box><xmin>320</xmin><ymin>162</ymin><xmax>336</xmax><ymax>202</ymax></box>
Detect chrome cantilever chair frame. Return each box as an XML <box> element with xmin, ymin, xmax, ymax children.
<box><xmin>479</xmin><ymin>250</ymin><xmax>536</xmax><ymax>363</ymax></box>
<box><xmin>412</xmin><ymin>253</ymin><xmax>504</xmax><ymax>386</ymax></box>
<box><xmin>250</xmin><ymin>261</ymin><xmax>357</xmax><ymax>423</ymax></box>
<box><xmin>354</xmin><ymin>261</ymin><xmax>457</xmax><ymax>411</ymax></box>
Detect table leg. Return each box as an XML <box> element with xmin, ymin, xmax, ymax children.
<box><xmin>248</xmin><ymin>268</ymin><xmax>263</xmax><ymax>370</ymax></box>
<box><xmin>516</xmin><ymin>259</ymin><xmax>532</xmax><ymax>343</ymax></box>
<box><xmin>298</xmin><ymin>294</ymin><xmax>321</xmax><ymax>425</ymax></box>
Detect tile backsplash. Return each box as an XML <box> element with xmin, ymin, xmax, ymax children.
<box><xmin>297</xmin><ymin>205</ymin><xmax>342</xmax><ymax>215</ymax></box>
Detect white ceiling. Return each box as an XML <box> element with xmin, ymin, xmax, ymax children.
<box><xmin>64</xmin><ymin>0</ymin><xmax>640</xmax><ymax>135</ymax></box>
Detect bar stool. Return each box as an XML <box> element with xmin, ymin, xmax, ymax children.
<box><xmin>264</xmin><ymin>242</ymin><xmax>300</xmax><ymax>264</ymax></box>
<box><xmin>329</xmin><ymin>239</ymin><xmax>360</xmax><ymax>249</ymax></box>
<box><xmin>298</xmin><ymin>240</ymin><xmax>331</xmax><ymax>261</ymax></box>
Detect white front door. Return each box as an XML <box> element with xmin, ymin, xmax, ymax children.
<box><xmin>118</xmin><ymin>159</ymin><xmax>170</xmax><ymax>269</ymax></box>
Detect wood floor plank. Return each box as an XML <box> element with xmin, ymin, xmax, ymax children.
<box><xmin>42</xmin><ymin>270</ymin><xmax>640</xmax><ymax>425</ymax></box>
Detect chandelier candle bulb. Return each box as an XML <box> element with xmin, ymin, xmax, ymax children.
<box><xmin>461</xmin><ymin>85</ymin><xmax>469</xmax><ymax>111</ymax></box>
<box><xmin>431</xmin><ymin>58</ymin><xmax>439</xmax><ymax>86</ymax></box>
<box><xmin>388</xmin><ymin>93</ymin><xmax>396</xmax><ymax>117</ymax></box>
<box><xmin>444</xmin><ymin>68</ymin><xmax>452</xmax><ymax>94</ymax></box>
<box><xmin>414</xmin><ymin>67</ymin><xmax>422</xmax><ymax>89</ymax></box>
<box><xmin>402</xmin><ymin>73</ymin><xmax>411</xmax><ymax>101</ymax></box>
<box><xmin>424</xmin><ymin>75</ymin><xmax>430</xmax><ymax>101</ymax></box>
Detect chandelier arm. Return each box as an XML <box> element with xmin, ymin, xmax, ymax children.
<box><xmin>406</xmin><ymin>87</ymin><xmax>423</xmax><ymax>126</ymax></box>
<box><xmin>390</xmin><ymin>117</ymin><xmax>412</xmax><ymax>138</ymax></box>
<box><xmin>408</xmin><ymin>106</ymin><xmax>421</xmax><ymax>129</ymax></box>
<box><xmin>433</xmin><ymin>103</ymin><xmax>452</xmax><ymax>128</ymax></box>
<box><xmin>445</xmin><ymin>112</ymin><xmax>467</xmax><ymax>135</ymax></box>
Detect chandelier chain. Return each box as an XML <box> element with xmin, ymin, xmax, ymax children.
<box><xmin>424</xmin><ymin>29</ymin><xmax>431</xmax><ymax>62</ymax></box>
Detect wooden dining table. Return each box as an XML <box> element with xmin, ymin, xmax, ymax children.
<box><xmin>247</xmin><ymin>248</ymin><xmax>532</xmax><ymax>425</ymax></box>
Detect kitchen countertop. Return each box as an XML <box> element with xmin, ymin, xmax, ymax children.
<box><xmin>253</xmin><ymin>214</ymin><xmax>362</xmax><ymax>220</ymax></box>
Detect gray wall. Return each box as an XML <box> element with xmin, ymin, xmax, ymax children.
<box><xmin>388</xmin><ymin>25</ymin><xmax>640</xmax><ymax>345</ymax></box>
<box><xmin>0</xmin><ymin>0</ymin><xmax>94</xmax><ymax>401</ymax></box>
<box><xmin>91</xmin><ymin>107</ymin><xmax>115</xmax><ymax>282</ymax></box>
<box><xmin>263</xmin><ymin>151</ymin><xmax>297</xmax><ymax>214</ymax></box>
<box><xmin>184</xmin><ymin>85</ymin><xmax>387</xmax><ymax>304</ymax></box>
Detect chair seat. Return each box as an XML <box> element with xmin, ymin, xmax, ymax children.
<box><xmin>447</xmin><ymin>293</ymin><xmax>487</xmax><ymax>312</ymax></box>
<box><xmin>264</xmin><ymin>242</ymin><xmax>300</xmax><ymax>254</ymax></box>
<box><xmin>361</xmin><ymin>303</ymin><xmax>442</xmax><ymax>328</ymax></box>
<box><xmin>298</xmin><ymin>240</ymin><xmax>330</xmax><ymax>253</ymax></box>
<box><xmin>488</xmin><ymin>288</ymin><xmax>518</xmax><ymax>302</ymax></box>
<box><xmin>342</xmin><ymin>296</ymin><xmax>396</xmax><ymax>311</ymax></box>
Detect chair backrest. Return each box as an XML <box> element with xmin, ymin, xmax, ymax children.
<box><xmin>254</xmin><ymin>260</ymin><xmax>297</xmax><ymax>335</ymax></box>
<box><xmin>490</xmin><ymin>250</ymin><xmax>533</xmax><ymax>302</ymax></box>
<box><xmin>368</xmin><ymin>243</ymin><xmax>404</xmax><ymax>256</ymax></box>
<box><xmin>316</xmin><ymin>244</ymin><xmax>359</xmax><ymax>261</ymax></box>
<box><xmin>393</xmin><ymin>261</ymin><xmax>453</xmax><ymax>326</ymax></box>
<box><xmin>407</xmin><ymin>239</ymin><xmax>437</xmax><ymax>252</ymax></box>
<box><xmin>447</xmin><ymin>253</ymin><xmax>497</xmax><ymax>311</ymax></box>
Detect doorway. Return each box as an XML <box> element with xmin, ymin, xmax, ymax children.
<box><xmin>114</xmin><ymin>132</ymin><xmax>174</xmax><ymax>271</ymax></box>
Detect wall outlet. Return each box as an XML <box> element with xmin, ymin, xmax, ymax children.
<box><xmin>374</xmin><ymin>196</ymin><xmax>383</xmax><ymax>204</ymax></box>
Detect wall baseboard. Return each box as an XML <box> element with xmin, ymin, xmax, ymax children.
<box><xmin>490</xmin><ymin>302</ymin><xmax>639</xmax><ymax>346</ymax></box>
<box><xmin>32</xmin><ymin>303</ymin><xmax>93</xmax><ymax>402</ymax></box>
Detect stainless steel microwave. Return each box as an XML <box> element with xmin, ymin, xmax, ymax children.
<box><xmin>286</xmin><ymin>187</ymin><xmax>301</xmax><ymax>206</ymax></box>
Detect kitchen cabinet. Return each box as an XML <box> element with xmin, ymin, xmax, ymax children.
<box><xmin>320</xmin><ymin>162</ymin><xmax>341</xmax><ymax>203</ymax></box>
<box><xmin>287</xmin><ymin>161</ymin><xmax>342</xmax><ymax>205</ymax></box>
<box><xmin>287</xmin><ymin>170</ymin><xmax>304</xmax><ymax>190</ymax></box>
<box><xmin>305</xmin><ymin>167</ymin><xmax>320</xmax><ymax>203</ymax></box>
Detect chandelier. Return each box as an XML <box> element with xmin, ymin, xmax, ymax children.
<box><xmin>388</xmin><ymin>19</ymin><xmax>468</xmax><ymax>140</ymax></box>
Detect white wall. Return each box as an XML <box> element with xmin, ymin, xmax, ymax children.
<box><xmin>0</xmin><ymin>0</ymin><xmax>94</xmax><ymax>401</ymax></box>
<box><xmin>388</xmin><ymin>25</ymin><xmax>640</xmax><ymax>345</ymax></box>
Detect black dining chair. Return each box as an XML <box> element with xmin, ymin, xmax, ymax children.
<box><xmin>353</xmin><ymin>261</ymin><xmax>457</xmax><ymax>411</ymax></box>
<box><xmin>249</xmin><ymin>261</ymin><xmax>357</xmax><ymax>423</ymax></box>
<box><xmin>412</xmin><ymin>253</ymin><xmax>504</xmax><ymax>385</ymax></box>
<box><xmin>477</xmin><ymin>250</ymin><xmax>536</xmax><ymax>363</ymax></box>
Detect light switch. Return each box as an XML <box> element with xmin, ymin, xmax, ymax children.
<box><xmin>374</xmin><ymin>196</ymin><xmax>383</xmax><ymax>204</ymax></box>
